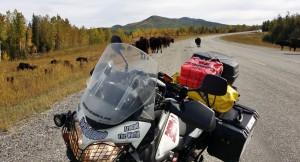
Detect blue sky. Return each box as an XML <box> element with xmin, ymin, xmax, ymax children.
<box><xmin>1</xmin><ymin>0</ymin><xmax>299</xmax><ymax>28</ymax></box>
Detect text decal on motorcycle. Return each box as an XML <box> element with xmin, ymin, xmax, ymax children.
<box><xmin>165</xmin><ymin>114</ymin><xmax>178</xmax><ymax>143</ymax></box>
<box><xmin>124</xmin><ymin>122</ymin><xmax>139</xmax><ymax>132</ymax></box>
<box><xmin>83</xmin><ymin>102</ymin><xmax>112</xmax><ymax>121</ymax></box>
<box><xmin>118</xmin><ymin>131</ymin><xmax>140</xmax><ymax>139</ymax></box>
<box><xmin>118</xmin><ymin>122</ymin><xmax>140</xmax><ymax>139</ymax></box>
<box><xmin>79</xmin><ymin>118</ymin><xmax>108</xmax><ymax>140</ymax></box>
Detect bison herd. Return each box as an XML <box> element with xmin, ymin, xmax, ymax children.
<box><xmin>134</xmin><ymin>36</ymin><xmax>174</xmax><ymax>54</ymax></box>
<box><xmin>12</xmin><ymin>57</ymin><xmax>88</xmax><ymax>74</ymax></box>
<box><xmin>276</xmin><ymin>38</ymin><xmax>300</xmax><ymax>51</ymax></box>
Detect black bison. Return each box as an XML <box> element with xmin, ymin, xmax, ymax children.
<box><xmin>170</xmin><ymin>38</ymin><xmax>174</xmax><ymax>43</ymax></box>
<box><xmin>135</xmin><ymin>37</ymin><xmax>150</xmax><ymax>59</ymax></box>
<box><xmin>160</xmin><ymin>37</ymin><xmax>168</xmax><ymax>48</ymax></box>
<box><xmin>195</xmin><ymin>37</ymin><xmax>201</xmax><ymax>47</ymax></box>
<box><xmin>275</xmin><ymin>40</ymin><xmax>290</xmax><ymax>50</ymax></box>
<box><xmin>290</xmin><ymin>38</ymin><xmax>300</xmax><ymax>51</ymax></box>
<box><xmin>76</xmin><ymin>57</ymin><xmax>88</xmax><ymax>62</ymax></box>
<box><xmin>160</xmin><ymin>36</ymin><xmax>173</xmax><ymax>47</ymax></box>
<box><xmin>149</xmin><ymin>37</ymin><xmax>163</xmax><ymax>53</ymax></box>
<box><xmin>50</xmin><ymin>59</ymin><xmax>61</xmax><ymax>64</ymax></box>
<box><xmin>17</xmin><ymin>63</ymin><xmax>37</xmax><ymax>70</ymax></box>
<box><xmin>166</xmin><ymin>36</ymin><xmax>173</xmax><ymax>46</ymax></box>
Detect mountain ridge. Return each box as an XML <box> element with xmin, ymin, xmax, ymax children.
<box><xmin>112</xmin><ymin>15</ymin><xmax>227</xmax><ymax>30</ymax></box>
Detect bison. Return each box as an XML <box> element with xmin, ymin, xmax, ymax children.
<box><xmin>6</xmin><ymin>76</ymin><xmax>14</xmax><ymax>83</ymax></box>
<box><xmin>170</xmin><ymin>38</ymin><xmax>174</xmax><ymax>43</ymax></box>
<box><xmin>76</xmin><ymin>57</ymin><xmax>88</xmax><ymax>62</ymax></box>
<box><xmin>50</xmin><ymin>59</ymin><xmax>60</xmax><ymax>64</ymax></box>
<box><xmin>160</xmin><ymin>36</ymin><xmax>173</xmax><ymax>47</ymax></box>
<box><xmin>160</xmin><ymin>37</ymin><xmax>168</xmax><ymax>48</ymax></box>
<box><xmin>44</xmin><ymin>68</ymin><xmax>53</xmax><ymax>75</ymax></box>
<box><xmin>290</xmin><ymin>38</ymin><xmax>300</xmax><ymax>52</ymax></box>
<box><xmin>149</xmin><ymin>37</ymin><xmax>163</xmax><ymax>53</ymax></box>
<box><xmin>135</xmin><ymin>37</ymin><xmax>150</xmax><ymax>59</ymax></box>
<box><xmin>166</xmin><ymin>36</ymin><xmax>173</xmax><ymax>47</ymax></box>
<box><xmin>195</xmin><ymin>37</ymin><xmax>201</xmax><ymax>47</ymax></box>
<box><xmin>64</xmin><ymin>60</ymin><xmax>73</xmax><ymax>69</ymax></box>
<box><xmin>275</xmin><ymin>40</ymin><xmax>290</xmax><ymax>50</ymax></box>
<box><xmin>17</xmin><ymin>63</ymin><xmax>37</xmax><ymax>70</ymax></box>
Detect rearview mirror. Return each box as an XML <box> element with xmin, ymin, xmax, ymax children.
<box><xmin>198</xmin><ymin>74</ymin><xmax>227</xmax><ymax>96</ymax></box>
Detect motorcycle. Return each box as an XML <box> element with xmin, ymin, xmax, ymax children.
<box><xmin>54</xmin><ymin>42</ymin><xmax>259</xmax><ymax>162</ymax></box>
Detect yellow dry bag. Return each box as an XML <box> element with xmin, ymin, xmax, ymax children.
<box><xmin>188</xmin><ymin>85</ymin><xmax>239</xmax><ymax>113</ymax></box>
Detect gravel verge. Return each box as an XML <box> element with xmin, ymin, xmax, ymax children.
<box><xmin>0</xmin><ymin>91</ymin><xmax>84</xmax><ymax>162</ymax></box>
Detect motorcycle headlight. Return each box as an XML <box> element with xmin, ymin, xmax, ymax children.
<box><xmin>54</xmin><ymin>114</ymin><xmax>66</xmax><ymax>127</ymax></box>
<box><xmin>69</xmin><ymin>121</ymin><xmax>121</xmax><ymax>161</ymax></box>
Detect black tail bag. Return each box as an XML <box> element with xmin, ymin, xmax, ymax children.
<box><xmin>207</xmin><ymin>104</ymin><xmax>259</xmax><ymax>162</ymax></box>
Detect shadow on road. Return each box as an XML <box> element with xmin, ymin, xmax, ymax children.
<box><xmin>283</xmin><ymin>53</ymin><xmax>300</xmax><ymax>55</ymax></box>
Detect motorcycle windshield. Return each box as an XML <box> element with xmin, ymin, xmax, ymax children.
<box><xmin>80</xmin><ymin>43</ymin><xmax>158</xmax><ymax>125</ymax></box>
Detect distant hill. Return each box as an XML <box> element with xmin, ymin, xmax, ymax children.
<box><xmin>112</xmin><ymin>15</ymin><xmax>227</xmax><ymax>31</ymax></box>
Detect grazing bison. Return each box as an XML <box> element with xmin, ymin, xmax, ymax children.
<box><xmin>29</xmin><ymin>65</ymin><xmax>38</xmax><ymax>70</ymax></box>
<box><xmin>149</xmin><ymin>37</ymin><xmax>163</xmax><ymax>53</ymax></box>
<box><xmin>275</xmin><ymin>40</ymin><xmax>290</xmax><ymax>50</ymax></box>
<box><xmin>290</xmin><ymin>38</ymin><xmax>300</xmax><ymax>52</ymax></box>
<box><xmin>17</xmin><ymin>63</ymin><xmax>37</xmax><ymax>70</ymax></box>
<box><xmin>76</xmin><ymin>57</ymin><xmax>88</xmax><ymax>62</ymax></box>
<box><xmin>44</xmin><ymin>68</ymin><xmax>53</xmax><ymax>75</ymax></box>
<box><xmin>6</xmin><ymin>76</ymin><xmax>14</xmax><ymax>83</ymax></box>
<box><xmin>64</xmin><ymin>60</ymin><xmax>73</xmax><ymax>68</ymax></box>
<box><xmin>50</xmin><ymin>59</ymin><xmax>60</xmax><ymax>64</ymax></box>
<box><xmin>195</xmin><ymin>37</ymin><xmax>201</xmax><ymax>47</ymax></box>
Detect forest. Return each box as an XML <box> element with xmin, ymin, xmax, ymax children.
<box><xmin>0</xmin><ymin>9</ymin><xmax>260</xmax><ymax>61</ymax></box>
<box><xmin>262</xmin><ymin>12</ymin><xmax>300</xmax><ymax>43</ymax></box>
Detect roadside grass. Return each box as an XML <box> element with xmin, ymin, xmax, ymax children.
<box><xmin>0</xmin><ymin>44</ymin><xmax>108</xmax><ymax>131</ymax></box>
<box><xmin>220</xmin><ymin>32</ymin><xmax>300</xmax><ymax>52</ymax></box>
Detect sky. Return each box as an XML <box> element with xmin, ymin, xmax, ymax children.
<box><xmin>1</xmin><ymin>0</ymin><xmax>299</xmax><ymax>28</ymax></box>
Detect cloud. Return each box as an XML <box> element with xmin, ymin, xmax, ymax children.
<box><xmin>0</xmin><ymin>0</ymin><xmax>299</xmax><ymax>28</ymax></box>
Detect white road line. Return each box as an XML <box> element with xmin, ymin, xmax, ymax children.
<box><xmin>250</xmin><ymin>60</ymin><xmax>266</xmax><ymax>65</ymax></box>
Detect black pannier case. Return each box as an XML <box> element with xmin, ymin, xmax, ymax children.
<box><xmin>192</xmin><ymin>51</ymin><xmax>239</xmax><ymax>85</ymax></box>
<box><xmin>207</xmin><ymin>104</ymin><xmax>259</xmax><ymax>161</ymax></box>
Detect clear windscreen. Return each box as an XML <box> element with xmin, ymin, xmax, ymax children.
<box><xmin>80</xmin><ymin>43</ymin><xmax>158</xmax><ymax>125</ymax></box>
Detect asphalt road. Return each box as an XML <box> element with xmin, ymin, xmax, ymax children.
<box><xmin>153</xmin><ymin>33</ymin><xmax>300</xmax><ymax>162</ymax></box>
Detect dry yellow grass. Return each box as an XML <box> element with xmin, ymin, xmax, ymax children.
<box><xmin>220</xmin><ymin>32</ymin><xmax>278</xmax><ymax>48</ymax></box>
<box><xmin>0</xmin><ymin>44</ymin><xmax>108</xmax><ymax>131</ymax></box>
<box><xmin>220</xmin><ymin>32</ymin><xmax>299</xmax><ymax>52</ymax></box>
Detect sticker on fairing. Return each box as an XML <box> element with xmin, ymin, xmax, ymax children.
<box><xmin>118</xmin><ymin>131</ymin><xmax>140</xmax><ymax>139</ymax></box>
<box><xmin>118</xmin><ymin>122</ymin><xmax>140</xmax><ymax>139</ymax></box>
<box><xmin>79</xmin><ymin>118</ymin><xmax>108</xmax><ymax>140</ymax></box>
<box><xmin>124</xmin><ymin>122</ymin><xmax>139</xmax><ymax>132</ymax></box>
<box><xmin>165</xmin><ymin>114</ymin><xmax>178</xmax><ymax>143</ymax></box>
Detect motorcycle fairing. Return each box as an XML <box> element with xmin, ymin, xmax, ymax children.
<box><xmin>76</xmin><ymin>109</ymin><xmax>151</xmax><ymax>149</ymax></box>
<box><xmin>155</xmin><ymin>113</ymin><xmax>179</xmax><ymax>160</ymax></box>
